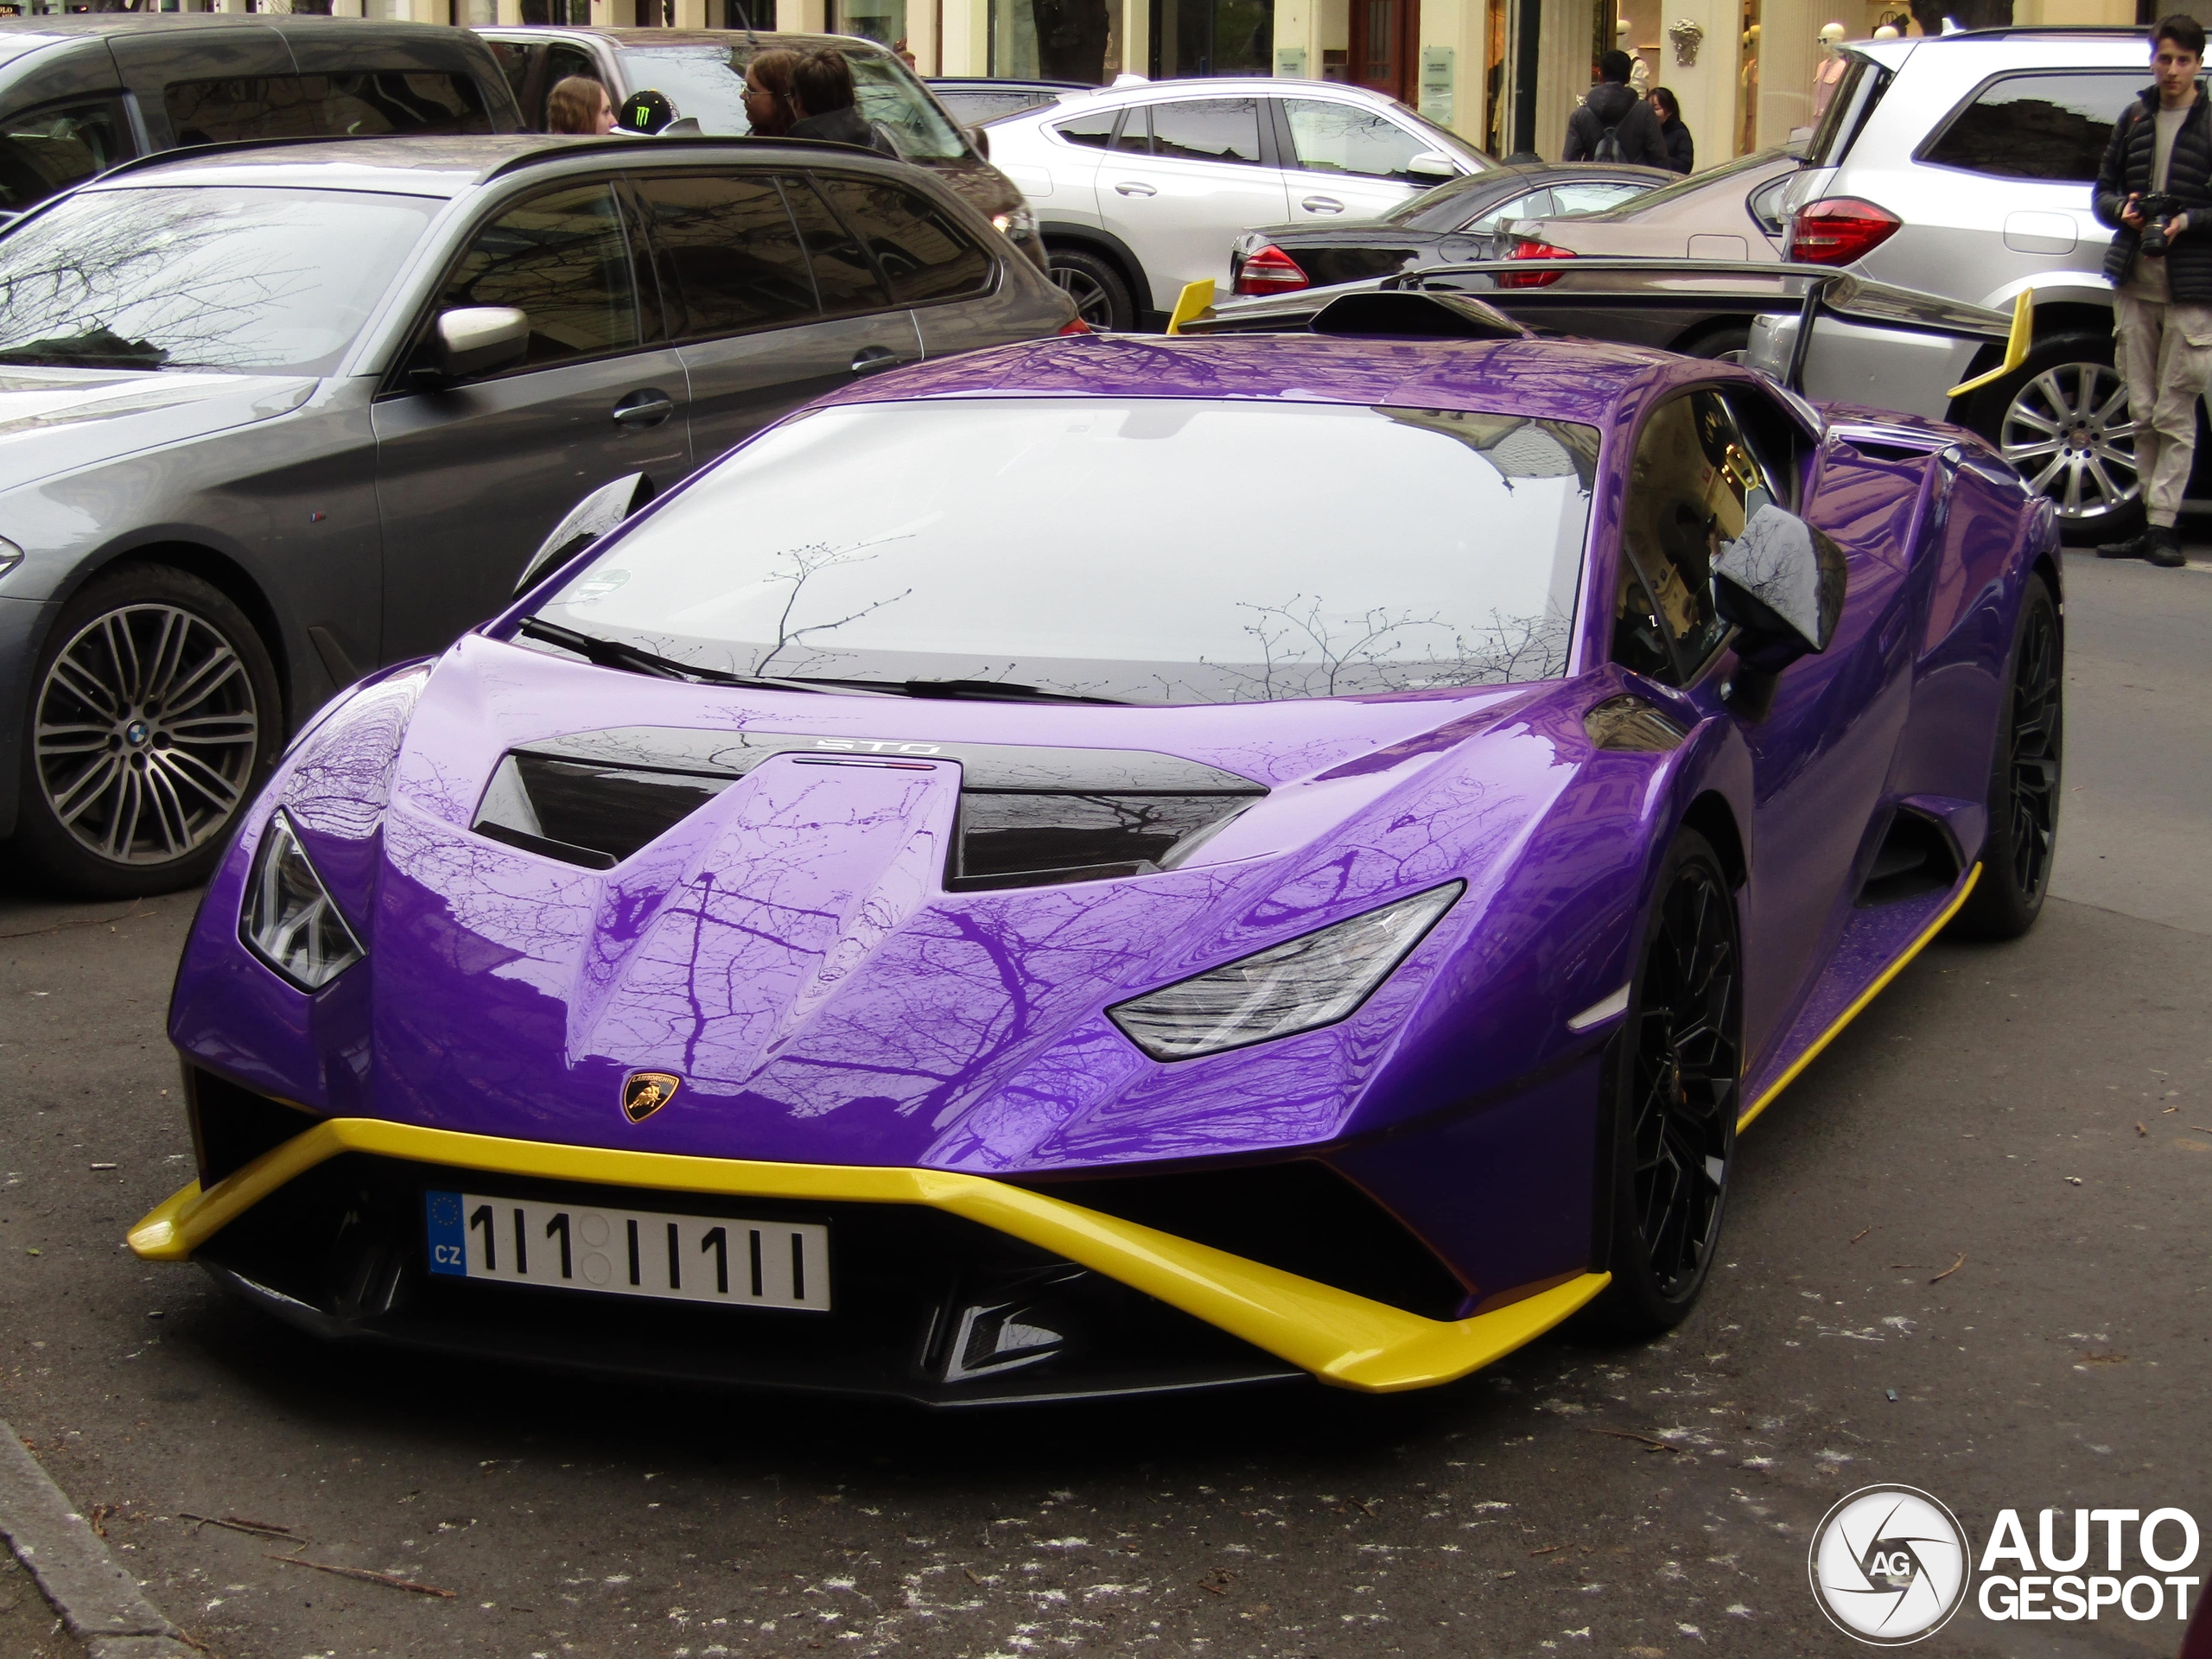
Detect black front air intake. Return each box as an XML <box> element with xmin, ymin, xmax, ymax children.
<box><xmin>470</xmin><ymin>726</ymin><xmax>1265</xmax><ymax>889</ymax></box>
<box><xmin>1014</xmin><ymin>1160</ymin><xmax>1471</xmax><ymax>1320</ymax></box>
<box><xmin>187</xmin><ymin>1066</ymin><xmax>321</xmax><ymax>1189</ymax></box>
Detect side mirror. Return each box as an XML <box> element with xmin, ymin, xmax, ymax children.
<box><xmin>966</xmin><ymin>123</ymin><xmax>991</xmax><ymax>161</ymax></box>
<box><xmin>1713</xmin><ymin>504</ymin><xmax>1847</xmax><ymax>715</ymax></box>
<box><xmin>514</xmin><ymin>472</ymin><xmax>655</xmax><ymax>597</ymax></box>
<box><xmin>434</xmin><ymin>307</ymin><xmax>529</xmax><ymax>380</ymax></box>
<box><xmin>1408</xmin><ymin>150</ymin><xmax>1457</xmax><ymax>179</ymax></box>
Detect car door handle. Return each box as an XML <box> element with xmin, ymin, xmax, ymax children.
<box><xmin>1114</xmin><ymin>181</ymin><xmax>1157</xmax><ymax>197</ymax></box>
<box><xmin>612</xmin><ymin>391</ymin><xmax>677</xmax><ymax>427</ymax></box>
<box><xmin>850</xmin><ymin>346</ymin><xmax>916</xmax><ymax>376</ymax></box>
<box><xmin>1301</xmin><ymin>195</ymin><xmax>1344</xmax><ymax>213</ymax></box>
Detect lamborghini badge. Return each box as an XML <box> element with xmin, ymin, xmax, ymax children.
<box><xmin>621</xmin><ymin>1071</ymin><xmax>680</xmax><ymax>1122</ymax></box>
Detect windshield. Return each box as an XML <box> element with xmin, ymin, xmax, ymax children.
<box><xmin>624</xmin><ymin>43</ymin><xmax>969</xmax><ymax>160</ymax></box>
<box><xmin>0</xmin><ymin>185</ymin><xmax>437</xmax><ymax>373</ymax></box>
<box><xmin>528</xmin><ymin>397</ymin><xmax>1594</xmax><ymax>703</ymax></box>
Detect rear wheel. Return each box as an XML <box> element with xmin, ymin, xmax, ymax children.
<box><xmin>13</xmin><ymin>563</ymin><xmax>280</xmax><ymax>898</ymax></box>
<box><xmin>1591</xmin><ymin>829</ymin><xmax>1742</xmax><ymax>1338</ymax></box>
<box><xmin>1968</xmin><ymin>333</ymin><xmax>2140</xmax><ymax>547</ymax></box>
<box><xmin>1951</xmin><ymin>572</ymin><xmax>2063</xmax><ymax>941</ymax></box>
<box><xmin>1047</xmin><ymin>246</ymin><xmax>1135</xmax><ymax>333</ymax></box>
<box><xmin>1679</xmin><ymin>323</ymin><xmax>1751</xmax><ymax>365</ymax></box>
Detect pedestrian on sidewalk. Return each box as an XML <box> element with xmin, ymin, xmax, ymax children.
<box><xmin>2093</xmin><ymin>12</ymin><xmax>2212</xmax><ymax>569</ymax></box>
<box><xmin>1564</xmin><ymin>51</ymin><xmax>1670</xmax><ymax>169</ymax></box>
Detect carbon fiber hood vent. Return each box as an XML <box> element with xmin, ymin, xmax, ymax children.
<box><xmin>470</xmin><ymin>726</ymin><xmax>1265</xmax><ymax>889</ymax></box>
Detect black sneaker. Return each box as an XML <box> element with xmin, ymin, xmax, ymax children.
<box><xmin>2097</xmin><ymin>531</ymin><xmax>2152</xmax><ymax>559</ymax></box>
<box><xmin>2147</xmin><ymin>526</ymin><xmax>2187</xmax><ymax>568</ymax></box>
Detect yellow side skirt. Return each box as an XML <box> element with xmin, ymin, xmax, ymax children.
<box><xmin>129</xmin><ymin>1117</ymin><xmax>1606</xmax><ymax>1394</ymax></box>
<box><xmin>1736</xmin><ymin>863</ymin><xmax>1980</xmax><ymax>1135</ymax></box>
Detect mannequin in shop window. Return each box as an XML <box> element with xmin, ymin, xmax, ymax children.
<box><xmin>1813</xmin><ymin>22</ymin><xmax>1848</xmax><ymax>124</ymax></box>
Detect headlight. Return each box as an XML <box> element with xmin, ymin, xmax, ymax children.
<box><xmin>0</xmin><ymin>537</ymin><xmax>22</xmax><ymax>577</ymax></box>
<box><xmin>240</xmin><ymin>811</ymin><xmax>365</xmax><ymax>991</ymax></box>
<box><xmin>992</xmin><ymin>206</ymin><xmax>1037</xmax><ymax>240</ymax></box>
<box><xmin>1107</xmin><ymin>882</ymin><xmax>1463</xmax><ymax>1061</ymax></box>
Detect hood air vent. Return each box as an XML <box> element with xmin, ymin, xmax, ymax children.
<box><xmin>471</xmin><ymin>727</ymin><xmax>1265</xmax><ymax>887</ymax></box>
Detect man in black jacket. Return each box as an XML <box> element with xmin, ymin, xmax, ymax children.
<box><xmin>1564</xmin><ymin>51</ymin><xmax>1670</xmax><ymax>169</ymax></box>
<box><xmin>787</xmin><ymin>49</ymin><xmax>899</xmax><ymax>158</ymax></box>
<box><xmin>2092</xmin><ymin>14</ymin><xmax>2212</xmax><ymax>567</ymax></box>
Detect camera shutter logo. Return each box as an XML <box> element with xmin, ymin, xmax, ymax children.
<box><xmin>1809</xmin><ymin>1484</ymin><xmax>1971</xmax><ymax>1644</ymax></box>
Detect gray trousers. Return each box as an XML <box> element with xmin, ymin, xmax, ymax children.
<box><xmin>2114</xmin><ymin>291</ymin><xmax>2212</xmax><ymax>528</ymax></box>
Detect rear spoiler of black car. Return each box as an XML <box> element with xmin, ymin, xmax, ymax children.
<box><xmin>1170</xmin><ymin>260</ymin><xmax>2023</xmax><ymax>399</ymax></box>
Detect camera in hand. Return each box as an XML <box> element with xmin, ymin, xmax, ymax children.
<box><xmin>2139</xmin><ymin>192</ymin><xmax>2183</xmax><ymax>257</ymax></box>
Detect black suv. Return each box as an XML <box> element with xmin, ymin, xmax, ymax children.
<box><xmin>0</xmin><ymin>13</ymin><xmax>523</xmax><ymax>219</ymax></box>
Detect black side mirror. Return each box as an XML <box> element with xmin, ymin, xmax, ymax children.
<box><xmin>434</xmin><ymin>307</ymin><xmax>530</xmax><ymax>380</ymax></box>
<box><xmin>1713</xmin><ymin>504</ymin><xmax>1847</xmax><ymax>717</ymax></box>
<box><xmin>513</xmin><ymin>472</ymin><xmax>655</xmax><ymax>597</ymax></box>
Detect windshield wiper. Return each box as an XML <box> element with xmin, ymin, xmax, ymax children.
<box><xmin>792</xmin><ymin>677</ymin><xmax>1129</xmax><ymax>705</ymax></box>
<box><xmin>515</xmin><ymin>619</ymin><xmax>881</xmax><ymax>695</ymax></box>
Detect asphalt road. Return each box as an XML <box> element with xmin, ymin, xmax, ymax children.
<box><xmin>3</xmin><ymin>548</ymin><xmax>2207</xmax><ymax>1659</ymax></box>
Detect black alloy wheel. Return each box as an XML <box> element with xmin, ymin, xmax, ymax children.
<box><xmin>1047</xmin><ymin>246</ymin><xmax>1135</xmax><ymax>332</ymax></box>
<box><xmin>1952</xmin><ymin>572</ymin><xmax>2063</xmax><ymax>941</ymax></box>
<box><xmin>14</xmin><ymin>563</ymin><xmax>281</xmax><ymax>899</ymax></box>
<box><xmin>1592</xmin><ymin>828</ymin><xmax>1741</xmax><ymax>1337</ymax></box>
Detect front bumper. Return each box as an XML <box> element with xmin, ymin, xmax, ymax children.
<box><xmin>131</xmin><ymin>1117</ymin><xmax>1608</xmax><ymax>1402</ymax></box>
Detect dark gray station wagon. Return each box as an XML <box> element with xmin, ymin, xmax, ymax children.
<box><xmin>0</xmin><ymin>134</ymin><xmax>1077</xmax><ymax>897</ymax></box>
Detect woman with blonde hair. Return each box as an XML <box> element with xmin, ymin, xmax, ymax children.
<box><xmin>546</xmin><ymin>75</ymin><xmax>614</xmax><ymax>135</ymax></box>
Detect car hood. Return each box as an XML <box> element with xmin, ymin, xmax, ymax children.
<box><xmin>176</xmin><ymin>636</ymin><xmax>1607</xmax><ymax>1179</ymax></box>
<box><xmin>0</xmin><ymin>367</ymin><xmax>316</xmax><ymax>492</ymax></box>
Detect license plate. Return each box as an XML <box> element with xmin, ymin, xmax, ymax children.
<box><xmin>423</xmin><ymin>1191</ymin><xmax>830</xmax><ymax>1312</ymax></box>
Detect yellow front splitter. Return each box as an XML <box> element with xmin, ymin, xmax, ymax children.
<box><xmin>130</xmin><ymin>1117</ymin><xmax>1607</xmax><ymax>1394</ymax></box>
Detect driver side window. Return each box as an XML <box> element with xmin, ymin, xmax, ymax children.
<box><xmin>1611</xmin><ymin>388</ymin><xmax>1775</xmax><ymax>683</ymax></box>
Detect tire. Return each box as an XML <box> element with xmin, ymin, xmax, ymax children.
<box><xmin>1047</xmin><ymin>245</ymin><xmax>1135</xmax><ymax>333</ymax></box>
<box><xmin>1950</xmin><ymin>572</ymin><xmax>2063</xmax><ymax>942</ymax></box>
<box><xmin>1589</xmin><ymin>828</ymin><xmax>1742</xmax><ymax>1338</ymax></box>
<box><xmin>12</xmin><ymin>563</ymin><xmax>281</xmax><ymax>899</ymax></box>
<box><xmin>1679</xmin><ymin>323</ymin><xmax>1751</xmax><ymax>365</ymax></box>
<box><xmin>1966</xmin><ymin>332</ymin><xmax>2140</xmax><ymax>548</ymax></box>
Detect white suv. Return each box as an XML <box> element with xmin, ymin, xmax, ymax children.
<box><xmin>982</xmin><ymin>79</ymin><xmax>1491</xmax><ymax>330</ymax></box>
<box><xmin>1776</xmin><ymin>27</ymin><xmax>2161</xmax><ymax>542</ymax></box>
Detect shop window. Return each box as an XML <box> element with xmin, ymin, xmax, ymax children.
<box><xmin>989</xmin><ymin>0</ymin><xmax>1117</xmax><ymax>84</ymax></box>
<box><xmin>833</xmin><ymin>0</ymin><xmax>906</xmax><ymax>53</ymax></box>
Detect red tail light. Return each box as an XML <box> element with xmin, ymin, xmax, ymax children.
<box><xmin>1787</xmin><ymin>197</ymin><xmax>1902</xmax><ymax>266</ymax></box>
<box><xmin>1498</xmin><ymin>239</ymin><xmax>1574</xmax><ymax>289</ymax></box>
<box><xmin>1233</xmin><ymin>244</ymin><xmax>1310</xmax><ymax>296</ymax></box>
<box><xmin>1058</xmin><ymin>317</ymin><xmax>1094</xmax><ymax>334</ymax></box>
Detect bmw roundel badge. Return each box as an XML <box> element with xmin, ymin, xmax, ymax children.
<box><xmin>621</xmin><ymin>1071</ymin><xmax>681</xmax><ymax>1123</ymax></box>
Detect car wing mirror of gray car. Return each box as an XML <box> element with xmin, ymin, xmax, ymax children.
<box><xmin>434</xmin><ymin>307</ymin><xmax>531</xmax><ymax>382</ymax></box>
<box><xmin>514</xmin><ymin>472</ymin><xmax>655</xmax><ymax>597</ymax></box>
<box><xmin>1712</xmin><ymin>503</ymin><xmax>1847</xmax><ymax>719</ymax></box>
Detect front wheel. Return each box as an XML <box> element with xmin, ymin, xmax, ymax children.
<box><xmin>1967</xmin><ymin>333</ymin><xmax>2139</xmax><ymax>547</ymax></box>
<box><xmin>1589</xmin><ymin>829</ymin><xmax>1742</xmax><ymax>1338</ymax></box>
<box><xmin>1950</xmin><ymin>572</ymin><xmax>2063</xmax><ymax>941</ymax></box>
<box><xmin>12</xmin><ymin>563</ymin><xmax>281</xmax><ymax>898</ymax></box>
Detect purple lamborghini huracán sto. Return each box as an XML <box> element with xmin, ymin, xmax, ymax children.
<box><xmin>130</xmin><ymin>310</ymin><xmax>2061</xmax><ymax>1405</ymax></box>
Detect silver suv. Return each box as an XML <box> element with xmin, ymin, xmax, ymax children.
<box><xmin>1777</xmin><ymin>26</ymin><xmax>2155</xmax><ymax>542</ymax></box>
